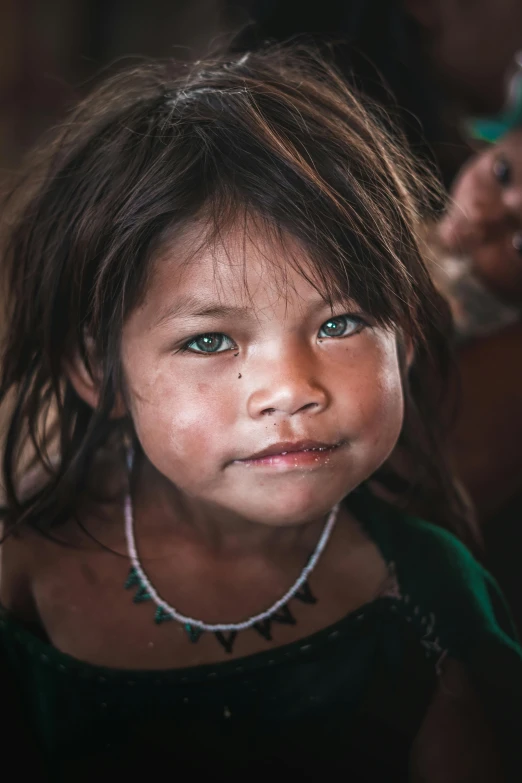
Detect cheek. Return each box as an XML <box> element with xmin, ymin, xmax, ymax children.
<box><xmin>339</xmin><ymin>343</ymin><xmax>404</xmax><ymax>449</ymax></box>
<box><xmin>124</xmin><ymin>358</ymin><xmax>238</xmax><ymax>478</ymax></box>
<box><xmin>361</xmin><ymin>368</ymin><xmax>404</xmax><ymax>444</ymax></box>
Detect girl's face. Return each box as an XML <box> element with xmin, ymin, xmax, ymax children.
<box><xmin>121</xmin><ymin>222</ymin><xmax>406</xmax><ymax>527</ymax></box>
<box><xmin>438</xmin><ymin>130</ymin><xmax>522</xmax><ymax>301</ymax></box>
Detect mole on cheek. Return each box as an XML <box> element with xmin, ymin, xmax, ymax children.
<box><xmin>238</xmin><ymin>373</ymin><xmax>242</xmax><ymax>379</ymax></box>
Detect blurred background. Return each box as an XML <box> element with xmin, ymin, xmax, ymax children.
<box><xmin>0</xmin><ymin>0</ymin><xmax>227</xmax><ymax>173</ymax></box>
<box><xmin>2</xmin><ymin>1</ymin><xmax>522</xmax><ymax>189</ymax></box>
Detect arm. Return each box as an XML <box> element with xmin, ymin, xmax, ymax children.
<box><xmin>424</xmin><ymin>229</ymin><xmax>522</xmax><ymax>519</ymax></box>
<box><xmin>410</xmin><ymin>658</ymin><xmax>505</xmax><ymax>782</ymax></box>
<box><xmin>449</xmin><ymin>321</ymin><xmax>522</xmax><ymax>519</ymax></box>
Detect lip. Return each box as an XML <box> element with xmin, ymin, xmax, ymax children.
<box><xmin>234</xmin><ymin>439</ymin><xmax>344</xmax><ymax>468</ymax></box>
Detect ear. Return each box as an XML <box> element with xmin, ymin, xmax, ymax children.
<box><xmin>65</xmin><ymin>350</ymin><xmax>127</xmax><ymax>419</ymax></box>
<box><xmin>404</xmin><ymin>335</ymin><xmax>415</xmax><ymax>369</ymax></box>
<box><xmin>398</xmin><ymin>333</ymin><xmax>415</xmax><ymax>371</ymax></box>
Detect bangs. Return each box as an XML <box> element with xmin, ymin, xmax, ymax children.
<box><xmin>155</xmin><ymin>201</ymin><xmax>403</xmax><ymax>328</ymax></box>
<box><xmin>89</xmin><ymin>54</ymin><xmax>434</xmax><ymax>344</ymax></box>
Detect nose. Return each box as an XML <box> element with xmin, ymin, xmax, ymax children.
<box><xmin>246</xmin><ymin>345</ymin><xmax>330</xmax><ymax>419</ymax></box>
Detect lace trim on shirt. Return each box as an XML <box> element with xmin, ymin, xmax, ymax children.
<box><xmin>382</xmin><ymin>561</ymin><xmax>448</xmax><ymax>675</ymax></box>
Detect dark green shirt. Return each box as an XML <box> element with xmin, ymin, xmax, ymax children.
<box><xmin>1</xmin><ymin>491</ymin><xmax>521</xmax><ymax>780</ymax></box>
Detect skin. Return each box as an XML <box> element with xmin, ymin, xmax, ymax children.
<box><xmin>1</xmin><ymin>220</ymin><xmax>405</xmax><ymax>666</ymax></box>
<box><xmin>450</xmin><ymin>321</ymin><xmax>522</xmax><ymax>517</ymax></box>
<box><xmin>438</xmin><ymin>129</ymin><xmax>522</xmax><ymax>303</ymax></box>
<box><xmin>120</xmin><ymin>222</ymin><xmax>405</xmax><ymax>536</ymax></box>
<box><xmin>0</xmin><ymin>219</ymin><xmax>502</xmax><ymax>778</ymax></box>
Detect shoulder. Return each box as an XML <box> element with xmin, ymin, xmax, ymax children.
<box><xmin>1</xmin><ymin>454</ymin><xmax>125</xmax><ymax>626</ymax></box>
<box><xmin>370</xmin><ymin>500</ymin><xmax>522</xmax><ymax>776</ymax></box>
<box><xmin>361</xmin><ymin>488</ymin><xmax>488</xmax><ymax>596</ymax></box>
<box><xmin>392</xmin><ymin>512</ymin><xmax>485</xmax><ymax>589</ymax></box>
<box><xmin>0</xmin><ymin>459</ymin><xmax>54</xmax><ymax>617</ymax></box>
<box><xmin>1</xmin><ymin>463</ymin><xmax>75</xmax><ymax>622</ymax></box>
<box><xmin>410</xmin><ymin>657</ymin><xmax>505</xmax><ymax>783</ymax></box>
<box><xmin>0</xmin><ymin>465</ymin><xmax>41</xmax><ymax>618</ymax></box>
<box><xmin>375</xmin><ymin>500</ymin><xmax>519</xmax><ymax>646</ymax></box>
<box><xmin>0</xmin><ymin>523</ymin><xmax>40</xmax><ymax>622</ymax></box>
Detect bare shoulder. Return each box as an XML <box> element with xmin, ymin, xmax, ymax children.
<box><xmin>410</xmin><ymin>658</ymin><xmax>504</xmax><ymax>782</ymax></box>
<box><xmin>0</xmin><ymin>460</ymin><xmax>47</xmax><ymax>620</ymax></box>
<box><xmin>0</xmin><ymin>452</ymin><xmax>123</xmax><ymax>623</ymax></box>
<box><xmin>0</xmin><ymin>522</ymin><xmax>41</xmax><ymax>623</ymax></box>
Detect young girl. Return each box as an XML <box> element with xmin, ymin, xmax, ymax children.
<box><xmin>0</xmin><ymin>47</ymin><xmax>521</xmax><ymax>781</ymax></box>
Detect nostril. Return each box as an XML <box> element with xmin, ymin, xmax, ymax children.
<box><xmin>262</xmin><ymin>407</ymin><xmax>276</xmax><ymax>416</ymax></box>
<box><xmin>297</xmin><ymin>402</ymin><xmax>319</xmax><ymax>414</ymax></box>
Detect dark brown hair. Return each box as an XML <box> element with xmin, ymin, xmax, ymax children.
<box><xmin>0</xmin><ymin>46</ymin><xmax>472</xmax><ymax>542</ymax></box>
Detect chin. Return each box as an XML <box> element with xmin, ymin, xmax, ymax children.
<box><xmin>232</xmin><ymin>481</ymin><xmax>350</xmax><ymax>528</ymax></box>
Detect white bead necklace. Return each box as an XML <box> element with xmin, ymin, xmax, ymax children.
<box><xmin>123</xmin><ymin>453</ymin><xmax>339</xmax><ymax>639</ymax></box>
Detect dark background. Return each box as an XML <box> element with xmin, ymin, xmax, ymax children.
<box><xmin>0</xmin><ymin>0</ymin><xmax>228</xmax><ymax>173</ymax></box>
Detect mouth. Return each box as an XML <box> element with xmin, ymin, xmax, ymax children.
<box><xmin>234</xmin><ymin>440</ymin><xmax>345</xmax><ymax>469</ymax></box>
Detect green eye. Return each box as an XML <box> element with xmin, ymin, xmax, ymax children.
<box><xmin>185</xmin><ymin>333</ymin><xmax>235</xmax><ymax>353</ymax></box>
<box><xmin>318</xmin><ymin>315</ymin><xmax>363</xmax><ymax>338</ymax></box>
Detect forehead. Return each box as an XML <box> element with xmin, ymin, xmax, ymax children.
<box><xmin>140</xmin><ymin>218</ymin><xmax>342</xmax><ymax>321</ymax></box>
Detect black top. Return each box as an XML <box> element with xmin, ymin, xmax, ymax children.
<box><xmin>1</xmin><ymin>491</ymin><xmax>521</xmax><ymax>781</ymax></box>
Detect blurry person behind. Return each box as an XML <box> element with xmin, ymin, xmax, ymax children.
<box><xmin>225</xmin><ymin>0</ymin><xmax>522</xmax><ymax>185</ymax></box>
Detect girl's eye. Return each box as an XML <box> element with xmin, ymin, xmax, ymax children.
<box><xmin>512</xmin><ymin>231</ymin><xmax>522</xmax><ymax>256</ymax></box>
<box><xmin>318</xmin><ymin>315</ymin><xmax>364</xmax><ymax>339</ymax></box>
<box><xmin>183</xmin><ymin>333</ymin><xmax>235</xmax><ymax>354</ymax></box>
<box><xmin>493</xmin><ymin>156</ymin><xmax>512</xmax><ymax>186</ymax></box>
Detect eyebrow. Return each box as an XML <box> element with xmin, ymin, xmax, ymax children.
<box><xmin>153</xmin><ymin>293</ymin><xmax>355</xmax><ymax>329</ymax></box>
<box><xmin>153</xmin><ymin>296</ymin><xmax>254</xmax><ymax>328</ymax></box>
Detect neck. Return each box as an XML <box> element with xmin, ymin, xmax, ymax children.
<box><xmin>132</xmin><ymin>456</ymin><xmax>331</xmax><ymax>558</ymax></box>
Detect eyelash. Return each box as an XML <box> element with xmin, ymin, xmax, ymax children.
<box><xmin>179</xmin><ymin>333</ymin><xmax>237</xmax><ymax>355</ymax></box>
<box><xmin>318</xmin><ymin>314</ymin><xmax>367</xmax><ymax>339</ymax></box>
<box><xmin>178</xmin><ymin>314</ymin><xmax>367</xmax><ymax>356</ymax></box>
